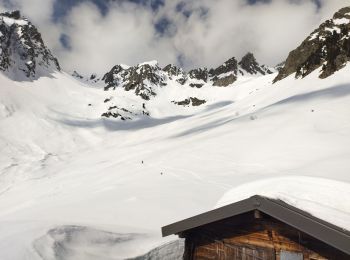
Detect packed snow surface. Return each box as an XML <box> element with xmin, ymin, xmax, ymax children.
<box><xmin>1</xmin><ymin>63</ymin><xmax>350</xmax><ymax>259</ymax></box>
<box><xmin>216</xmin><ymin>176</ymin><xmax>350</xmax><ymax>231</ymax></box>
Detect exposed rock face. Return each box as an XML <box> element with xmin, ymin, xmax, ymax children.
<box><xmin>209</xmin><ymin>54</ymin><xmax>272</xmax><ymax>87</ymax></box>
<box><xmin>163</xmin><ymin>64</ymin><xmax>187</xmax><ymax>84</ymax></box>
<box><xmin>102</xmin><ymin>61</ymin><xmax>166</xmax><ymax>100</ymax></box>
<box><xmin>211</xmin><ymin>74</ymin><xmax>236</xmax><ymax>87</ymax></box>
<box><xmin>72</xmin><ymin>70</ymin><xmax>101</xmax><ymax>84</ymax></box>
<box><xmin>163</xmin><ymin>64</ymin><xmax>182</xmax><ymax>78</ymax></box>
<box><xmin>274</xmin><ymin>7</ymin><xmax>350</xmax><ymax>82</ymax></box>
<box><xmin>189</xmin><ymin>83</ymin><xmax>204</xmax><ymax>88</ymax></box>
<box><xmin>101</xmin><ymin>103</ymin><xmax>150</xmax><ymax>120</ymax></box>
<box><xmin>0</xmin><ymin>11</ymin><xmax>60</xmax><ymax>79</ymax></box>
<box><xmin>101</xmin><ymin>105</ymin><xmax>133</xmax><ymax>120</ymax></box>
<box><xmin>275</xmin><ymin>61</ymin><xmax>286</xmax><ymax>72</ymax></box>
<box><xmin>209</xmin><ymin>57</ymin><xmax>238</xmax><ymax>77</ymax></box>
<box><xmin>101</xmin><ymin>53</ymin><xmax>272</xmax><ymax>102</ymax></box>
<box><xmin>209</xmin><ymin>57</ymin><xmax>238</xmax><ymax>87</ymax></box>
<box><xmin>172</xmin><ymin>97</ymin><xmax>206</xmax><ymax>106</ymax></box>
<box><xmin>100</xmin><ymin>55</ymin><xmax>272</xmax><ymax>120</ymax></box>
<box><xmin>72</xmin><ymin>70</ymin><xmax>83</xmax><ymax>79</ymax></box>
<box><xmin>188</xmin><ymin>68</ymin><xmax>208</xmax><ymax>82</ymax></box>
<box><xmin>102</xmin><ymin>64</ymin><xmax>126</xmax><ymax>89</ymax></box>
<box><xmin>239</xmin><ymin>53</ymin><xmax>272</xmax><ymax>75</ymax></box>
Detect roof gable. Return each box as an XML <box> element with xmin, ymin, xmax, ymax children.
<box><xmin>161</xmin><ymin>195</ymin><xmax>350</xmax><ymax>255</ymax></box>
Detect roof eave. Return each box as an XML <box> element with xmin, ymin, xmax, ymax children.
<box><xmin>161</xmin><ymin>195</ymin><xmax>350</xmax><ymax>255</ymax></box>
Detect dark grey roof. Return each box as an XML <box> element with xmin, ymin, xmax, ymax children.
<box><xmin>162</xmin><ymin>195</ymin><xmax>350</xmax><ymax>255</ymax></box>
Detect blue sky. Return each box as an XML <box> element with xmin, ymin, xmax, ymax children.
<box><xmin>0</xmin><ymin>0</ymin><xmax>344</xmax><ymax>74</ymax></box>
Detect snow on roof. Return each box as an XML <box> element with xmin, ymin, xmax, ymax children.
<box><xmin>215</xmin><ymin>176</ymin><xmax>350</xmax><ymax>231</ymax></box>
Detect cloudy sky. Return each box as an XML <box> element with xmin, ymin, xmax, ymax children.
<box><xmin>0</xmin><ymin>0</ymin><xmax>347</xmax><ymax>74</ymax></box>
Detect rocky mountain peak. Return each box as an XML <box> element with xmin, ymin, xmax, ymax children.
<box><xmin>163</xmin><ymin>64</ymin><xmax>183</xmax><ymax>78</ymax></box>
<box><xmin>274</xmin><ymin>6</ymin><xmax>350</xmax><ymax>82</ymax></box>
<box><xmin>239</xmin><ymin>52</ymin><xmax>272</xmax><ymax>75</ymax></box>
<box><xmin>0</xmin><ymin>10</ymin><xmax>60</xmax><ymax>80</ymax></box>
<box><xmin>334</xmin><ymin>6</ymin><xmax>350</xmax><ymax>20</ymax></box>
<box><xmin>209</xmin><ymin>57</ymin><xmax>238</xmax><ymax>77</ymax></box>
<box><xmin>102</xmin><ymin>61</ymin><xmax>166</xmax><ymax>100</ymax></box>
<box><xmin>188</xmin><ymin>67</ymin><xmax>208</xmax><ymax>82</ymax></box>
<box><xmin>207</xmin><ymin>54</ymin><xmax>272</xmax><ymax>87</ymax></box>
<box><xmin>1</xmin><ymin>10</ymin><xmax>21</xmax><ymax>19</ymax></box>
<box><xmin>101</xmin><ymin>52</ymin><xmax>274</xmax><ymax>100</ymax></box>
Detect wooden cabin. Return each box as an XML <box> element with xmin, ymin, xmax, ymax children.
<box><xmin>162</xmin><ymin>195</ymin><xmax>350</xmax><ymax>260</ymax></box>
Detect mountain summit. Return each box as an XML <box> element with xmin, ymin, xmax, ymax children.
<box><xmin>101</xmin><ymin>53</ymin><xmax>272</xmax><ymax>101</ymax></box>
<box><xmin>0</xmin><ymin>11</ymin><xmax>60</xmax><ymax>80</ymax></box>
<box><xmin>275</xmin><ymin>6</ymin><xmax>350</xmax><ymax>82</ymax></box>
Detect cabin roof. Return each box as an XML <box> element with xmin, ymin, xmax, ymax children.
<box><xmin>161</xmin><ymin>195</ymin><xmax>350</xmax><ymax>255</ymax></box>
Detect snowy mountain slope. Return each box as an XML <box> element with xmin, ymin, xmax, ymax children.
<box><xmin>0</xmin><ymin>6</ymin><xmax>350</xmax><ymax>260</ymax></box>
<box><xmin>0</xmin><ymin>71</ymin><xmax>111</xmax><ymax>194</ymax></box>
<box><xmin>98</xmin><ymin>54</ymin><xmax>272</xmax><ymax>120</ymax></box>
<box><xmin>1</xmin><ymin>63</ymin><xmax>350</xmax><ymax>259</ymax></box>
<box><xmin>0</xmin><ymin>11</ymin><xmax>60</xmax><ymax>80</ymax></box>
<box><xmin>275</xmin><ymin>6</ymin><xmax>350</xmax><ymax>82</ymax></box>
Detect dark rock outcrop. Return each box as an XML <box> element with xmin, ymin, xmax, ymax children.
<box><xmin>188</xmin><ymin>68</ymin><xmax>208</xmax><ymax>82</ymax></box>
<box><xmin>274</xmin><ymin>7</ymin><xmax>350</xmax><ymax>82</ymax></box>
<box><xmin>163</xmin><ymin>64</ymin><xmax>187</xmax><ymax>84</ymax></box>
<box><xmin>102</xmin><ymin>64</ymin><xmax>126</xmax><ymax>89</ymax></box>
<box><xmin>72</xmin><ymin>71</ymin><xmax>83</xmax><ymax>79</ymax></box>
<box><xmin>275</xmin><ymin>61</ymin><xmax>286</xmax><ymax>72</ymax></box>
<box><xmin>163</xmin><ymin>64</ymin><xmax>182</xmax><ymax>78</ymax></box>
<box><xmin>103</xmin><ymin>62</ymin><xmax>166</xmax><ymax>100</ymax></box>
<box><xmin>212</xmin><ymin>74</ymin><xmax>236</xmax><ymax>87</ymax></box>
<box><xmin>101</xmin><ymin>105</ymin><xmax>134</xmax><ymax>120</ymax></box>
<box><xmin>172</xmin><ymin>97</ymin><xmax>206</xmax><ymax>106</ymax></box>
<box><xmin>72</xmin><ymin>71</ymin><xmax>101</xmax><ymax>83</ymax></box>
<box><xmin>208</xmin><ymin>54</ymin><xmax>271</xmax><ymax>87</ymax></box>
<box><xmin>209</xmin><ymin>57</ymin><xmax>238</xmax><ymax>77</ymax></box>
<box><xmin>209</xmin><ymin>57</ymin><xmax>238</xmax><ymax>87</ymax></box>
<box><xmin>100</xmin><ymin>53</ymin><xmax>272</xmax><ymax>101</ymax></box>
<box><xmin>239</xmin><ymin>53</ymin><xmax>272</xmax><ymax>75</ymax></box>
<box><xmin>0</xmin><ymin>10</ymin><xmax>60</xmax><ymax>79</ymax></box>
<box><xmin>189</xmin><ymin>83</ymin><xmax>204</xmax><ymax>88</ymax></box>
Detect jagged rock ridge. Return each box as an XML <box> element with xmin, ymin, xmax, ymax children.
<box><xmin>274</xmin><ymin>6</ymin><xmax>350</xmax><ymax>82</ymax></box>
<box><xmin>102</xmin><ymin>61</ymin><xmax>167</xmax><ymax>100</ymax></box>
<box><xmin>239</xmin><ymin>53</ymin><xmax>273</xmax><ymax>75</ymax></box>
<box><xmin>0</xmin><ymin>11</ymin><xmax>60</xmax><ymax>80</ymax></box>
<box><xmin>102</xmin><ymin>54</ymin><xmax>272</xmax><ymax>100</ymax></box>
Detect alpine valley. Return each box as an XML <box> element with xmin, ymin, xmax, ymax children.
<box><xmin>0</xmin><ymin>6</ymin><xmax>350</xmax><ymax>260</ymax></box>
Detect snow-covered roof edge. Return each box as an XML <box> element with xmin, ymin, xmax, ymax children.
<box><xmin>162</xmin><ymin>194</ymin><xmax>350</xmax><ymax>255</ymax></box>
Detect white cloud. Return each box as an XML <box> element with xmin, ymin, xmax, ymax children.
<box><xmin>56</xmin><ymin>1</ymin><xmax>178</xmax><ymax>74</ymax></box>
<box><xmin>158</xmin><ymin>0</ymin><xmax>345</xmax><ymax>68</ymax></box>
<box><xmin>0</xmin><ymin>0</ymin><xmax>348</xmax><ymax>74</ymax></box>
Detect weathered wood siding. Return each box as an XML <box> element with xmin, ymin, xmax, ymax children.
<box><xmin>183</xmin><ymin>212</ymin><xmax>348</xmax><ymax>260</ymax></box>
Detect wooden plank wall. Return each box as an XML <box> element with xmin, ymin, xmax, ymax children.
<box><xmin>183</xmin><ymin>212</ymin><xmax>349</xmax><ymax>260</ymax></box>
